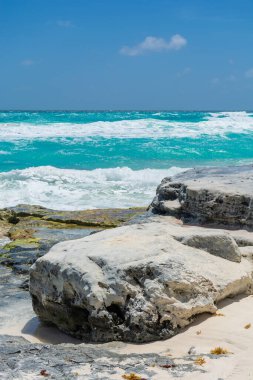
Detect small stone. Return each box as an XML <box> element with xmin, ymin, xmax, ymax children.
<box><xmin>188</xmin><ymin>346</ymin><xmax>197</xmax><ymax>355</ymax></box>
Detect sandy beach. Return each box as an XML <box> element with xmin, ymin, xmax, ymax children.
<box><xmin>4</xmin><ymin>297</ymin><xmax>253</xmax><ymax>379</ymax></box>
<box><xmin>1</xmin><ymin>1</ymin><xmax>253</xmax><ymax>378</ymax></box>
<box><xmin>114</xmin><ymin>295</ymin><xmax>253</xmax><ymax>379</ymax></box>
<box><xmin>1</xmin><ymin>279</ymin><xmax>253</xmax><ymax>379</ymax></box>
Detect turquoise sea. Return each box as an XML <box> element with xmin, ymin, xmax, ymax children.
<box><xmin>0</xmin><ymin>111</ymin><xmax>252</xmax><ymax>210</ymax></box>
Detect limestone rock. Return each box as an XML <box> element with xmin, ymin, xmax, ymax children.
<box><xmin>0</xmin><ymin>205</ymin><xmax>146</xmax><ymax>275</ymax></box>
<box><xmin>152</xmin><ymin>165</ymin><xmax>253</xmax><ymax>227</ymax></box>
<box><xmin>0</xmin><ymin>335</ymin><xmax>176</xmax><ymax>380</ymax></box>
<box><xmin>28</xmin><ymin>165</ymin><xmax>253</xmax><ymax>343</ymax></box>
<box><xmin>174</xmin><ymin>231</ymin><xmax>241</xmax><ymax>263</ymax></box>
<box><xmin>7</xmin><ymin>204</ymin><xmax>146</xmax><ymax>227</ymax></box>
<box><xmin>240</xmin><ymin>246</ymin><xmax>253</xmax><ymax>258</ymax></box>
<box><xmin>30</xmin><ymin>221</ymin><xmax>253</xmax><ymax>343</ymax></box>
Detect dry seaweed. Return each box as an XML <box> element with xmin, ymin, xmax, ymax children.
<box><xmin>194</xmin><ymin>357</ymin><xmax>206</xmax><ymax>366</ymax></box>
<box><xmin>40</xmin><ymin>369</ymin><xmax>49</xmax><ymax>377</ymax></box>
<box><xmin>160</xmin><ymin>364</ymin><xmax>177</xmax><ymax>369</ymax></box>
<box><xmin>122</xmin><ymin>373</ymin><xmax>147</xmax><ymax>380</ymax></box>
<box><xmin>210</xmin><ymin>347</ymin><xmax>230</xmax><ymax>355</ymax></box>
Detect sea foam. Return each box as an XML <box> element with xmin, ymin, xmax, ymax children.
<box><xmin>0</xmin><ymin>112</ymin><xmax>252</xmax><ymax>141</ymax></box>
<box><xmin>0</xmin><ymin>166</ymin><xmax>186</xmax><ymax>210</ymax></box>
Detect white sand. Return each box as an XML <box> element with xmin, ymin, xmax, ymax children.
<box><xmin>110</xmin><ymin>295</ymin><xmax>253</xmax><ymax>379</ymax></box>
<box><xmin>2</xmin><ymin>294</ymin><xmax>253</xmax><ymax>379</ymax></box>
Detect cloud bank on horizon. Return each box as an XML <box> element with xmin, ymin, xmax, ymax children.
<box><xmin>120</xmin><ymin>34</ymin><xmax>187</xmax><ymax>56</ymax></box>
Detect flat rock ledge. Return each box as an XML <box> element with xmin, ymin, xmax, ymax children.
<box><xmin>29</xmin><ymin>165</ymin><xmax>253</xmax><ymax>343</ymax></box>
<box><xmin>0</xmin><ymin>205</ymin><xmax>146</xmax><ymax>276</ymax></box>
<box><xmin>151</xmin><ymin>165</ymin><xmax>253</xmax><ymax>227</ymax></box>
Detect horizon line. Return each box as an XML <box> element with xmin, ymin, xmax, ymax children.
<box><xmin>0</xmin><ymin>109</ymin><xmax>252</xmax><ymax>112</ymax></box>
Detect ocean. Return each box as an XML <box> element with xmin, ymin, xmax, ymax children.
<box><xmin>0</xmin><ymin>111</ymin><xmax>252</xmax><ymax>210</ymax></box>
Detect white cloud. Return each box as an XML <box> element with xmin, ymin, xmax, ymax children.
<box><xmin>120</xmin><ymin>34</ymin><xmax>187</xmax><ymax>56</ymax></box>
<box><xmin>245</xmin><ymin>68</ymin><xmax>253</xmax><ymax>78</ymax></box>
<box><xmin>21</xmin><ymin>59</ymin><xmax>35</xmax><ymax>66</ymax></box>
<box><xmin>57</xmin><ymin>20</ymin><xmax>73</xmax><ymax>28</ymax></box>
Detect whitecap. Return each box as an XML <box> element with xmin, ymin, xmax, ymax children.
<box><xmin>0</xmin><ymin>166</ymin><xmax>186</xmax><ymax>210</ymax></box>
<box><xmin>0</xmin><ymin>150</ymin><xmax>10</xmax><ymax>155</ymax></box>
<box><xmin>0</xmin><ymin>112</ymin><xmax>252</xmax><ymax>141</ymax></box>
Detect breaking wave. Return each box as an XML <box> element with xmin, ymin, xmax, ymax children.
<box><xmin>0</xmin><ymin>166</ymin><xmax>186</xmax><ymax>210</ymax></box>
<box><xmin>0</xmin><ymin>112</ymin><xmax>252</xmax><ymax>141</ymax></box>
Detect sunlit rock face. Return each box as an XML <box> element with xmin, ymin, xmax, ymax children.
<box><xmin>29</xmin><ymin>166</ymin><xmax>253</xmax><ymax>343</ymax></box>
<box><xmin>30</xmin><ymin>220</ymin><xmax>252</xmax><ymax>343</ymax></box>
<box><xmin>152</xmin><ymin>165</ymin><xmax>253</xmax><ymax>227</ymax></box>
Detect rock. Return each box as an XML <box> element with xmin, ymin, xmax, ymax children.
<box><xmin>151</xmin><ymin>165</ymin><xmax>253</xmax><ymax>227</ymax></box>
<box><xmin>156</xmin><ymin>200</ymin><xmax>181</xmax><ymax>216</ymax></box>
<box><xmin>174</xmin><ymin>230</ymin><xmax>241</xmax><ymax>263</ymax></box>
<box><xmin>0</xmin><ymin>205</ymin><xmax>146</xmax><ymax>276</ymax></box>
<box><xmin>19</xmin><ymin>277</ymin><xmax>29</xmax><ymax>290</ymax></box>
<box><xmin>30</xmin><ymin>220</ymin><xmax>253</xmax><ymax>343</ymax></box>
<box><xmin>0</xmin><ymin>209</ymin><xmax>19</xmax><ymax>224</ymax></box>
<box><xmin>7</xmin><ymin>204</ymin><xmax>147</xmax><ymax>228</ymax></box>
<box><xmin>0</xmin><ymin>223</ymin><xmax>11</xmax><ymax>240</ymax></box>
<box><xmin>188</xmin><ymin>346</ymin><xmax>197</xmax><ymax>355</ymax></box>
<box><xmin>231</xmin><ymin>234</ymin><xmax>253</xmax><ymax>247</ymax></box>
<box><xmin>0</xmin><ymin>335</ymin><xmax>192</xmax><ymax>380</ymax></box>
<box><xmin>240</xmin><ymin>246</ymin><xmax>253</xmax><ymax>258</ymax></box>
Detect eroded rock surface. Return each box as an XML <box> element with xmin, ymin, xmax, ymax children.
<box><xmin>0</xmin><ymin>205</ymin><xmax>146</xmax><ymax>344</ymax></box>
<box><xmin>0</xmin><ymin>335</ymin><xmax>178</xmax><ymax>380</ymax></box>
<box><xmin>29</xmin><ymin>165</ymin><xmax>253</xmax><ymax>344</ymax></box>
<box><xmin>152</xmin><ymin>165</ymin><xmax>253</xmax><ymax>227</ymax></box>
<box><xmin>0</xmin><ymin>205</ymin><xmax>146</xmax><ymax>275</ymax></box>
<box><xmin>173</xmin><ymin>229</ymin><xmax>241</xmax><ymax>262</ymax></box>
<box><xmin>30</xmin><ymin>219</ymin><xmax>253</xmax><ymax>343</ymax></box>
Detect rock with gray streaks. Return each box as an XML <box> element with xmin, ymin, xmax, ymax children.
<box><xmin>151</xmin><ymin>165</ymin><xmax>253</xmax><ymax>227</ymax></box>
<box><xmin>29</xmin><ymin>165</ymin><xmax>253</xmax><ymax>343</ymax></box>
<box><xmin>0</xmin><ymin>335</ymin><xmax>176</xmax><ymax>380</ymax></box>
<box><xmin>30</xmin><ymin>220</ymin><xmax>253</xmax><ymax>343</ymax></box>
<box><xmin>174</xmin><ymin>230</ymin><xmax>241</xmax><ymax>263</ymax></box>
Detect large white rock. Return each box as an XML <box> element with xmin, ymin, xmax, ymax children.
<box><xmin>152</xmin><ymin>165</ymin><xmax>253</xmax><ymax>227</ymax></box>
<box><xmin>30</xmin><ymin>219</ymin><xmax>253</xmax><ymax>343</ymax></box>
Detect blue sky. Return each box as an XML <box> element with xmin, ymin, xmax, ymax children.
<box><xmin>0</xmin><ymin>0</ymin><xmax>253</xmax><ymax>110</ymax></box>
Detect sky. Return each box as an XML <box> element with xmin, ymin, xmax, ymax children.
<box><xmin>0</xmin><ymin>0</ymin><xmax>253</xmax><ymax>110</ymax></box>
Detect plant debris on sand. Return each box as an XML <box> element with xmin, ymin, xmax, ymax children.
<box><xmin>194</xmin><ymin>357</ymin><xmax>206</xmax><ymax>366</ymax></box>
<box><xmin>122</xmin><ymin>374</ymin><xmax>147</xmax><ymax>380</ymax></box>
<box><xmin>210</xmin><ymin>347</ymin><xmax>230</xmax><ymax>355</ymax></box>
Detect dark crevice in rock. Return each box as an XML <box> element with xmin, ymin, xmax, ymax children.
<box><xmin>106</xmin><ymin>304</ymin><xmax>125</xmax><ymax>323</ymax></box>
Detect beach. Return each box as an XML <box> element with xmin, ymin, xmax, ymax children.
<box><xmin>2</xmin><ymin>0</ymin><xmax>253</xmax><ymax>377</ymax></box>
<box><xmin>1</xmin><ymin>113</ymin><xmax>253</xmax><ymax>379</ymax></box>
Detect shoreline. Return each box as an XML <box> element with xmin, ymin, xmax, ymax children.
<box><xmin>2</xmin><ymin>264</ymin><xmax>253</xmax><ymax>380</ymax></box>
<box><xmin>0</xmin><ymin>205</ymin><xmax>147</xmax><ymax>344</ymax></box>
<box><xmin>2</xmin><ymin>165</ymin><xmax>253</xmax><ymax>379</ymax></box>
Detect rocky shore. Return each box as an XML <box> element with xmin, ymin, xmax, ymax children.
<box><xmin>0</xmin><ymin>204</ymin><xmax>145</xmax><ymax>275</ymax></box>
<box><xmin>2</xmin><ymin>165</ymin><xmax>253</xmax><ymax>379</ymax></box>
